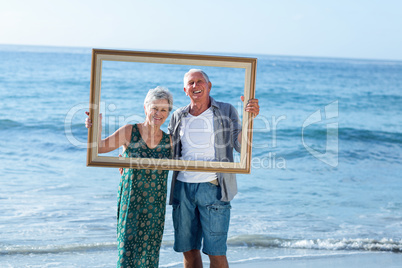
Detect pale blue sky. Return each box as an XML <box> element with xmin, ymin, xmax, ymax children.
<box><xmin>1</xmin><ymin>0</ymin><xmax>401</xmax><ymax>60</ymax></box>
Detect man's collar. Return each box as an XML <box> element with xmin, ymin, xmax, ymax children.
<box><xmin>181</xmin><ymin>104</ymin><xmax>190</xmax><ymax>116</ymax></box>
<box><xmin>210</xmin><ymin>97</ymin><xmax>219</xmax><ymax>109</ymax></box>
<box><xmin>181</xmin><ymin>97</ymin><xmax>219</xmax><ymax>116</ymax></box>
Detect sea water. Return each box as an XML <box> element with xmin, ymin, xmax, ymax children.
<box><xmin>1</xmin><ymin>45</ymin><xmax>402</xmax><ymax>267</ymax></box>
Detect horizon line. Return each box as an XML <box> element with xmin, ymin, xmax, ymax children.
<box><xmin>1</xmin><ymin>43</ymin><xmax>402</xmax><ymax>63</ymax></box>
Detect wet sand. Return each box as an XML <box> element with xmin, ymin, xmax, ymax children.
<box><xmin>229</xmin><ymin>252</ymin><xmax>402</xmax><ymax>268</ymax></box>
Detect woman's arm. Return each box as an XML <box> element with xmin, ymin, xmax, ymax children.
<box><xmin>99</xmin><ymin>123</ymin><xmax>132</xmax><ymax>154</ymax></box>
<box><xmin>85</xmin><ymin>112</ymin><xmax>132</xmax><ymax>154</ymax></box>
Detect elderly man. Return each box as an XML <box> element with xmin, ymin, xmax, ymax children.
<box><xmin>168</xmin><ymin>69</ymin><xmax>259</xmax><ymax>268</ymax></box>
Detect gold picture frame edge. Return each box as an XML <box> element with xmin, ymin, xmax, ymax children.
<box><xmin>92</xmin><ymin>48</ymin><xmax>257</xmax><ymax>64</ymax></box>
<box><xmin>87</xmin><ymin>156</ymin><xmax>250</xmax><ymax>174</ymax></box>
<box><xmin>87</xmin><ymin>48</ymin><xmax>256</xmax><ymax>174</ymax></box>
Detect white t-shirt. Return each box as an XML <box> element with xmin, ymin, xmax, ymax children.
<box><xmin>176</xmin><ymin>108</ymin><xmax>217</xmax><ymax>183</ymax></box>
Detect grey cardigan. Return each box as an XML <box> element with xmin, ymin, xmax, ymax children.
<box><xmin>168</xmin><ymin>97</ymin><xmax>242</xmax><ymax>204</ymax></box>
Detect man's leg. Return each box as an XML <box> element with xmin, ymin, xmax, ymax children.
<box><xmin>183</xmin><ymin>249</ymin><xmax>203</xmax><ymax>268</ymax></box>
<box><xmin>209</xmin><ymin>255</ymin><xmax>229</xmax><ymax>268</ymax></box>
<box><xmin>197</xmin><ymin>182</ymin><xmax>232</xmax><ymax>267</ymax></box>
<box><xmin>173</xmin><ymin>181</ymin><xmax>203</xmax><ymax>266</ymax></box>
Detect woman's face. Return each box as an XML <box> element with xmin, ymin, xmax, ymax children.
<box><xmin>144</xmin><ymin>99</ymin><xmax>170</xmax><ymax>127</ymax></box>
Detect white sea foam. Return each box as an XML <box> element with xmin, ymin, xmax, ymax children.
<box><xmin>227</xmin><ymin>235</ymin><xmax>402</xmax><ymax>252</ymax></box>
<box><xmin>0</xmin><ymin>242</ymin><xmax>116</xmax><ymax>255</ymax></box>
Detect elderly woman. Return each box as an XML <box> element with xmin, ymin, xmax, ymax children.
<box><xmin>85</xmin><ymin>86</ymin><xmax>173</xmax><ymax>268</ymax></box>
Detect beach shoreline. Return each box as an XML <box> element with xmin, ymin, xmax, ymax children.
<box><xmin>229</xmin><ymin>252</ymin><xmax>402</xmax><ymax>268</ymax></box>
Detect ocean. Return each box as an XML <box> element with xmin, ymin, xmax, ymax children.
<box><xmin>1</xmin><ymin>44</ymin><xmax>401</xmax><ymax>267</ymax></box>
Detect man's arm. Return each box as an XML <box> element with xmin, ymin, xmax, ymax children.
<box><xmin>237</xmin><ymin>97</ymin><xmax>260</xmax><ymax>145</ymax></box>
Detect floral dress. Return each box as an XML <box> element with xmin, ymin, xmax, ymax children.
<box><xmin>117</xmin><ymin>124</ymin><xmax>171</xmax><ymax>267</ymax></box>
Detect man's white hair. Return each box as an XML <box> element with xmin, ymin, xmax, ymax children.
<box><xmin>183</xmin><ymin>69</ymin><xmax>210</xmax><ymax>86</ymax></box>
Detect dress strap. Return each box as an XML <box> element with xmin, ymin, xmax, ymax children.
<box><xmin>130</xmin><ymin>124</ymin><xmax>139</xmax><ymax>143</ymax></box>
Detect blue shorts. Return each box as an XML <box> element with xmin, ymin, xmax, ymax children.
<box><xmin>172</xmin><ymin>180</ymin><xmax>231</xmax><ymax>256</ymax></box>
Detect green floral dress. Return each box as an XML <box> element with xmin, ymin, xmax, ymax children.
<box><xmin>117</xmin><ymin>124</ymin><xmax>171</xmax><ymax>268</ymax></box>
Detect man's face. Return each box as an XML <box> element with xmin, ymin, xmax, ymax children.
<box><xmin>184</xmin><ymin>72</ymin><xmax>212</xmax><ymax>103</ymax></box>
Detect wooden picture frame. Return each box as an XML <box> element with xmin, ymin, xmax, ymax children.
<box><xmin>87</xmin><ymin>48</ymin><xmax>257</xmax><ymax>173</ymax></box>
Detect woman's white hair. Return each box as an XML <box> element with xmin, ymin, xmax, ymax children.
<box><xmin>144</xmin><ymin>86</ymin><xmax>174</xmax><ymax>112</ymax></box>
<box><xmin>183</xmin><ymin>69</ymin><xmax>210</xmax><ymax>85</ymax></box>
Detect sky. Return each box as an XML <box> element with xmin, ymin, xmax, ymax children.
<box><xmin>1</xmin><ymin>0</ymin><xmax>402</xmax><ymax>61</ymax></box>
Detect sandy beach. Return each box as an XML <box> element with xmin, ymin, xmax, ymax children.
<box><xmin>229</xmin><ymin>252</ymin><xmax>402</xmax><ymax>268</ymax></box>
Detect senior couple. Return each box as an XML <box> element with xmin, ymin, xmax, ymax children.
<box><xmin>85</xmin><ymin>69</ymin><xmax>259</xmax><ymax>268</ymax></box>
